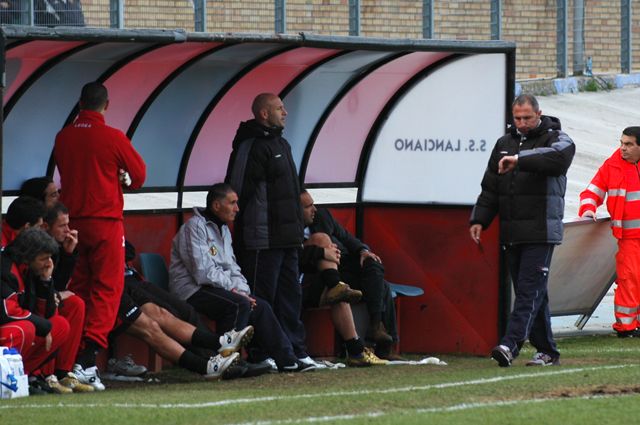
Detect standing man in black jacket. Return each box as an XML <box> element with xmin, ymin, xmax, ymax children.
<box><xmin>469</xmin><ymin>94</ymin><xmax>575</xmax><ymax>368</ymax></box>
<box><xmin>226</xmin><ymin>93</ymin><xmax>311</xmax><ymax>365</ymax></box>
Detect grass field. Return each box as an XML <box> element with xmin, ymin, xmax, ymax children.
<box><xmin>3</xmin><ymin>334</ymin><xmax>640</xmax><ymax>424</ymax></box>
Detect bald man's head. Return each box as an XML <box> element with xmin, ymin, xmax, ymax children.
<box><xmin>252</xmin><ymin>93</ymin><xmax>287</xmax><ymax>128</ymax></box>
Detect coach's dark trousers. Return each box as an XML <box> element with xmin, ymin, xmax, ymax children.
<box><xmin>501</xmin><ymin>243</ymin><xmax>560</xmax><ymax>359</ymax></box>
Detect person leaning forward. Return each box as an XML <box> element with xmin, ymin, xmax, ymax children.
<box><xmin>469</xmin><ymin>94</ymin><xmax>575</xmax><ymax>368</ymax></box>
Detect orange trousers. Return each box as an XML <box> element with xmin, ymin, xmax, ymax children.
<box><xmin>614</xmin><ymin>238</ymin><xmax>640</xmax><ymax>331</ymax></box>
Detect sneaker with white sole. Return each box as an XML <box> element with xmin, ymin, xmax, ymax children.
<box><xmin>526</xmin><ymin>352</ymin><xmax>560</xmax><ymax>366</ymax></box>
<box><xmin>491</xmin><ymin>345</ymin><xmax>513</xmax><ymax>367</ymax></box>
<box><xmin>73</xmin><ymin>364</ymin><xmax>106</xmax><ymax>391</ymax></box>
<box><xmin>45</xmin><ymin>375</ymin><xmax>73</xmax><ymax>394</ymax></box>
<box><xmin>59</xmin><ymin>372</ymin><xmax>95</xmax><ymax>393</ymax></box>
<box><xmin>298</xmin><ymin>355</ymin><xmax>328</xmax><ymax>369</ymax></box>
<box><xmin>205</xmin><ymin>352</ymin><xmax>240</xmax><ymax>380</ymax></box>
<box><xmin>218</xmin><ymin>325</ymin><xmax>254</xmax><ymax>357</ymax></box>
<box><xmin>107</xmin><ymin>355</ymin><xmax>147</xmax><ymax>377</ymax></box>
<box><xmin>280</xmin><ymin>360</ymin><xmax>316</xmax><ymax>373</ymax></box>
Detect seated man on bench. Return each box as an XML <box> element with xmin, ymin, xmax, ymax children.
<box><xmin>300</xmin><ymin>231</ymin><xmax>387</xmax><ymax>366</ymax></box>
<box><xmin>300</xmin><ymin>190</ymin><xmax>400</xmax><ymax>360</ymax></box>
<box><xmin>169</xmin><ymin>183</ymin><xmax>315</xmax><ymax>373</ymax></box>
<box><xmin>110</xmin><ymin>242</ymin><xmax>251</xmax><ymax>380</ymax></box>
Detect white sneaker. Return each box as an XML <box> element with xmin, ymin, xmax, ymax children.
<box><xmin>73</xmin><ymin>364</ymin><xmax>106</xmax><ymax>391</ymax></box>
<box><xmin>218</xmin><ymin>325</ymin><xmax>254</xmax><ymax>357</ymax></box>
<box><xmin>205</xmin><ymin>352</ymin><xmax>240</xmax><ymax>380</ymax></box>
<box><xmin>298</xmin><ymin>356</ymin><xmax>327</xmax><ymax>369</ymax></box>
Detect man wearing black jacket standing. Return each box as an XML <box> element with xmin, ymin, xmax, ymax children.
<box><xmin>225</xmin><ymin>93</ymin><xmax>312</xmax><ymax>366</ymax></box>
<box><xmin>469</xmin><ymin>94</ymin><xmax>575</xmax><ymax>368</ymax></box>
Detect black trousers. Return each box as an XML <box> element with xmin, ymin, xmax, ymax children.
<box><xmin>240</xmin><ymin>248</ymin><xmax>308</xmax><ymax>358</ymax></box>
<box><xmin>502</xmin><ymin>243</ymin><xmax>559</xmax><ymax>359</ymax></box>
<box><xmin>340</xmin><ymin>256</ymin><xmax>398</xmax><ymax>342</ymax></box>
<box><xmin>187</xmin><ymin>287</ymin><xmax>298</xmax><ymax>367</ymax></box>
<box><xmin>187</xmin><ymin>286</ymin><xmax>251</xmax><ymax>333</ymax></box>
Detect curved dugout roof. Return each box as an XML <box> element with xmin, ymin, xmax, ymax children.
<box><xmin>1</xmin><ymin>26</ymin><xmax>515</xmax><ymax>208</ymax></box>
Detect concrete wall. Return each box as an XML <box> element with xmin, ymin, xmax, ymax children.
<box><xmin>77</xmin><ymin>0</ymin><xmax>640</xmax><ymax>80</ymax></box>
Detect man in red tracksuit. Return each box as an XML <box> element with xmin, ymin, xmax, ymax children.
<box><xmin>0</xmin><ymin>228</ymin><xmax>94</xmax><ymax>394</ymax></box>
<box><xmin>580</xmin><ymin>126</ymin><xmax>640</xmax><ymax>338</ymax></box>
<box><xmin>54</xmin><ymin>81</ymin><xmax>146</xmax><ymax>389</ymax></box>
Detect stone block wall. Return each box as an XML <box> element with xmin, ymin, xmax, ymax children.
<box><xmin>76</xmin><ymin>0</ymin><xmax>640</xmax><ymax>80</ymax></box>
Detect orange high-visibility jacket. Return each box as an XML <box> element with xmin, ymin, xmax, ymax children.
<box><xmin>579</xmin><ymin>148</ymin><xmax>640</xmax><ymax>239</ymax></box>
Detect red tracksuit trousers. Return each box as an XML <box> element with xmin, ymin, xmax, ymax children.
<box><xmin>68</xmin><ymin>219</ymin><xmax>125</xmax><ymax>349</ymax></box>
<box><xmin>1</xmin><ymin>298</ymin><xmax>84</xmax><ymax>376</ymax></box>
<box><xmin>22</xmin><ymin>315</ymin><xmax>69</xmax><ymax>375</ymax></box>
<box><xmin>0</xmin><ymin>321</ymin><xmax>36</xmax><ymax>354</ymax></box>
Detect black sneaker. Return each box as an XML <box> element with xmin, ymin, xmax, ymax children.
<box><xmin>243</xmin><ymin>360</ymin><xmax>275</xmax><ymax>377</ymax></box>
<box><xmin>28</xmin><ymin>382</ymin><xmax>48</xmax><ymax>396</ymax></box>
<box><xmin>28</xmin><ymin>376</ymin><xmax>54</xmax><ymax>394</ymax></box>
<box><xmin>616</xmin><ymin>328</ymin><xmax>640</xmax><ymax>338</ymax></box>
<box><xmin>280</xmin><ymin>360</ymin><xmax>316</xmax><ymax>373</ymax></box>
<box><xmin>491</xmin><ymin>345</ymin><xmax>513</xmax><ymax>367</ymax></box>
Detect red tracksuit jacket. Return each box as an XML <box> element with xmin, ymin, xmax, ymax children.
<box><xmin>54</xmin><ymin>110</ymin><xmax>146</xmax><ymax>219</ymax></box>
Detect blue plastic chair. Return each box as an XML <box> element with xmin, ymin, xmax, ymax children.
<box><xmin>387</xmin><ymin>281</ymin><xmax>424</xmax><ymax>299</ymax></box>
<box><xmin>138</xmin><ymin>252</ymin><xmax>169</xmax><ymax>291</ymax></box>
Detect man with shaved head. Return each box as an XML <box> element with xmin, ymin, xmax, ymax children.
<box><xmin>226</xmin><ymin>93</ymin><xmax>318</xmax><ymax>367</ymax></box>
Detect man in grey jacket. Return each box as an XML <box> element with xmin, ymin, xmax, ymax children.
<box><xmin>169</xmin><ymin>183</ymin><xmax>314</xmax><ymax>372</ymax></box>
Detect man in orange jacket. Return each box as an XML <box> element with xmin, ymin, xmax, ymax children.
<box><xmin>580</xmin><ymin>126</ymin><xmax>640</xmax><ymax>338</ymax></box>
<box><xmin>54</xmin><ymin>81</ymin><xmax>146</xmax><ymax>389</ymax></box>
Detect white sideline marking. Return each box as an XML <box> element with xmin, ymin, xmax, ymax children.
<box><xmin>229</xmin><ymin>394</ymin><xmax>633</xmax><ymax>425</ymax></box>
<box><xmin>568</xmin><ymin>347</ymin><xmax>640</xmax><ymax>354</ymax></box>
<box><xmin>0</xmin><ymin>364</ymin><xmax>635</xmax><ymax>410</ymax></box>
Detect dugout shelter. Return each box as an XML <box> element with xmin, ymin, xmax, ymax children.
<box><xmin>0</xmin><ymin>25</ymin><xmax>565</xmax><ymax>355</ymax></box>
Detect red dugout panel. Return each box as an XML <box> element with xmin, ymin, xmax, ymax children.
<box><xmin>361</xmin><ymin>206</ymin><xmax>500</xmax><ymax>355</ymax></box>
<box><xmin>124</xmin><ymin>213</ymin><xmax>180</xmax><ymax>266</ymax></box>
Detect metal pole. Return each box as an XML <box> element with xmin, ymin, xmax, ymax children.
<box><xmin>422</xmin><ymin>0</ymin><xmax>433</xmax><ymax>39</ymax></box>
<box><xmin>194</xmin><ymin>0</ymin><xmax>206</xmax><ymax>32</ymax></box>
<box><xmin>490</xmin><ymin>0</ymin><xmax>501</xmax><ymax>40</ymax></box>
<box><xmin>275</xmin><ymin>0</ymin><xmax>286</xmax><ymax>34</ymax></box>
<box><xmin>349</xmin><ymin>0</ymin><xmax>360</xmax><ymax>36</ymax></box>
<box><xmin>621</xmin><ymin>0</ymin><xmax>631</xmax><ymax>73</ymax></box>
<box><xmin>28</xmin><ymin>0</ymin><xmax>34</xmax><ymax>25</ymax></box>
<box><xmin>556</xmin><ymin>0</ymin><xmax>567</xmax><ymax>77</ymax></box>
<box><xmin>572</xmin><ymin>0</ymin><xmax>585</xmax><ymax>75</ymax></box>
<box><xmin>110</xmin><ymin>0</ymin><xmax>124</xmax><ymax>29</ymax></box>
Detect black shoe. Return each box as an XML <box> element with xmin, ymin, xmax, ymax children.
<box><xmin>617</xmin><ymin>328</ymin><xmax>640</xmax><ymax>338</ymax></box>
<box><xmin>221</xmin><ymin>359</ymin><xmax>249</xmax><ymax>380</ymax></box>
<box><xmin>29</xmin><ymin>383</ymin><xmax>48</xmax><ymax>396</ymax></box>
<box><xmin>279</xmin><ymin>360</ymin><xmax>316</xmax><ymax>373</ymax></box>
<box><xmin>242</xmin><ymin>360</ymin><xmax>274</xmax><ymax>377</ymax></box>
<box><xmin>28</xmin><ymin>376</ymin><xmax>54</xmax><ymax>394</ymax></box>
<box><xmin>491</xmin><ymin>345</ymin><xmax>513</xmax><ymax>367</ymax></box>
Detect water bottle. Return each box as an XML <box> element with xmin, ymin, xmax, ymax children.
<box><xmin>2</xmin><ymin>348</ymin><xmax>25</xmax><ymax>376</ymax></box>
